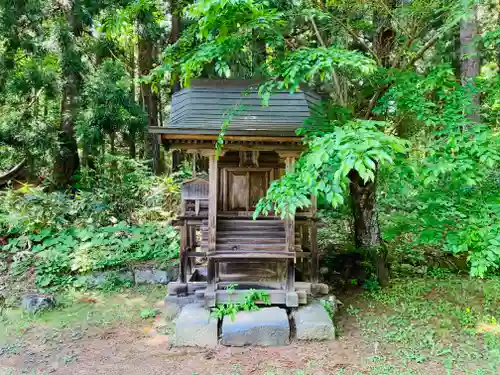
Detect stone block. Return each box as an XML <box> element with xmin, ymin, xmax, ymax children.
<box><xmin>311</xmin><ymin>283</ymin><xmax>329</xmax><ymax>296</ymax></box>
<box><xmin>295</xmin><ymin>282</ymin><xmax>312</xmax><ymax>295</ymax></box>
<box><xmin>21</xmin><ymin>294</ymin><xmax>56</xmax><ymax>313</ymax></box>
<box><xmin>134</xmin><ymin>268</ymin><xmax>171</xmax><ymax>285</ymax></box>
<box><xmin>175</xmin><ymin>304</ymin><xmax>218</xmax><ymax>347</ymax></box>
<box><xmin>164</xmin><ymin>295</ymin><xmax>198</xmax><ymax>320</ymax></box>
<box><xmin>297</xmin><ymin>290</ymin><xmax>308</xmax><ymax>304</ymax></box>
<box><xmin>167</xmin><ymin>282</ymin><xmax>187</xmax><ymax>296</ymax></box>
<box><xmin>204</xmin><ymin>291</ymin><xmax>216</xmax><ymax>308</ymax></box>
<box><xmin>87</xmin><ymin>270</ymin><xmax>134</xmax><ymax>287</ymax></box>
<box><xmin>221</xmin><ymin>307</ymin><xmax>290</xmax><ymax>347</ymax></box>
<box><xmin>294</xmin><ymin>303</ymin><xmax>335</xmax><ymax>341</ymax></box>
<box><xmin>286</xmin><ymin>291</ymin><xmax>299</xmax><ymax>307</ymax></box>
<box><xmin>188</xmin><ymin>282</ymin><xmax>207</xmax><ymax>294</ymax></box>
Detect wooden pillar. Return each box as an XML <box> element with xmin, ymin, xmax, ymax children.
<box><xmin>279</xmin><ymin>152</ymin><xmax>299</xmax><ymax>306</ymax></box>
<box><xmin>284</xmin><ymin>156</ymin><xmax>296</xmax><ymax>255</ymax></box>
<box><xmin>192</xmin><ymin>152</ymin><xmax>197</xmax><ymax>177</ymax></box>
<box><xmin>310</xmin><ymin>195</ymin><xmax>318</xmax><ymax>283</ymax></box>
<box><xmin>207</xmin><ymin>152</ymin><xmax>218</xmax><ymax>253</ymax></box>
<box><xmin>179</xmin><ymin>220</ymin><xmax>188</xmax><ymax>283</ymax></box>
<box><xmin>201</xmin><ymin>150</ymin><xmax>218</xmax><ymax>306</ymax></box>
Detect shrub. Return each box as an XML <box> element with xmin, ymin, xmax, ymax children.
<box><xmin>0</xmin><ymin>155</ymin><xmax>182</xmax><ymax>291</ymax></box>
<box><xmin>0</xmin><ymin>154</ymin><xmax>181</xmax><ymax>235</ymax></box>
<box><xmin>2</xmin><ymin>223</ymin><xmax>179</xmax><ymax>289</ymax></box>
<box><xmin>380</xmin><ymin>165</ymin><xmax>500</xmax><ymax>277</ymax></box>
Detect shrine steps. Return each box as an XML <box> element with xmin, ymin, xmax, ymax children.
<box><xmin>201</xmin><ymin>218</ymin><xmax>287</xmax><ymax>252</ymax></box>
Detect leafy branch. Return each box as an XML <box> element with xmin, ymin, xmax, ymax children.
<box><xmin>255</xmin><ymin>120</ymin><xmax>409</xmax><ymax>218</ymax></box>
<box><xmin>212</xmin><ymin>284</ymin><xmax>271</xmax><ymax>321</ymax></box>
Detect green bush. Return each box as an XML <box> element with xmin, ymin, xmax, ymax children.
<box><xmin>0</xmin><ymin>154</ymin><xmax>182</xmax><ymax>291</ymax></box>
<box><xmin>2</xmin><ymin>223</ymin><xmax>179</xmax><ymax>289</ymax></box>
<box><xmin>0</xmin><ymin>154</ymin><xmax>180</xmax><ymax>236</ymax></box>
<box><xmin>380</xmin><ymin>165</ymin><xmax>500</xmax><ymax>278</ymax></box>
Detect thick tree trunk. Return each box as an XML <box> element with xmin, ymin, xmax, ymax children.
<box><xmin>347</xmin><ymin>2</ymin><xmax>396</xmax><ymax>285</ymax></box>
<box><xmin>349</xmin><ymin>170</ymin><xmax>389</xmax><ymax>286</ymax></box>
<box><xmin>53</xmin><ymin>1</ymin><xmax>80</xmax><ymax>186</ymax></box>
<box><xmin>171</xmin><ymin>0</ymin><xmax>181</xmax><ymax>93</ymax></box>
<box><xmin>460</xmin><ymin>0</ymin><xmax>480</xmax><ymax>123</ymax></box>
<box><xmin>138</xmin><ymin>37</ymin><xmax>161</xmax><ymax>174</ymax></box>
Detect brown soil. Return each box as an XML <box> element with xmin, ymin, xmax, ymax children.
<box><xmin>0</xmin><ymin>314</ymin><xmax>452</xmax><ymax>375</ymax></box>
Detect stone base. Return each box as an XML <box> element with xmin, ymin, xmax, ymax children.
<box><xmin>286</xmin><ymin>291</ymin><xmax>299</xmax><ymax>307</ymax></box>
<box><xmin>294</xmin><ymin>302</ymin><xmax>335</xmax><ymax>341</ymax></box>
<box><xmin>164</xmin><ymin>294</ymin><xmax>202</xmax><ymax>320</ymax></box>
<box><xmin>175</xmin><ymin>304</ymin><xmax>218</xmax><ymax>347</ymax></box>
<box><xmin>311</xmin><ymin>283</ymin><xmax>329</xmax><ymax>296</ymax></box>
<box><xmin>221</xmin><ymin>307</ymin><xmax>290</xmax><ymax>347</ymax></box>
<box><xmin>135</xmin><ymin>267</ymin><xmax>173</xmax><ymax>285</ymax></box>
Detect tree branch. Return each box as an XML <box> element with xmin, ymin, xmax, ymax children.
<box><xmin>310</xmin><ymin>16</ymin><xmax>326</xmax><ymax>47</ymax></box>
<box><xmin>27</xmin><ymin>88</ymin><xmax>44</xmax><ymax>109</ymax></box>
<box><xmin>363</xmin><ymin>18</ymin><xmax>461</xmax><ymax>119</ymax></box>
<box><xmin>310</xmin><ymin>16</ymin><xmax>346</xmax><ymax>106</ymax></box>
<box><xmin>330</xmin><ymin>14</ymin><xmax>380</xmax><ymax>65</ymax></box>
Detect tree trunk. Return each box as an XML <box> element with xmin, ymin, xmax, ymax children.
<box><xmin>171</xmin><ymin>0</ymin><xmax>181</xmax><ymax>93</ymax></box>
<box><xmin>53</xmin><ymin>68</ymin><xmax>80</xmax><ymax>186</ymax></box>
<box><xmin>110</xmin><ymin>132</ymin><xmax>116</xmax><ymax>154</ymax></box>
<box><xmin>349</xmin><ymin>170</ymin><xmax>389</xmax><ymax>286</ymax></box>
<box><xmin>347</xmin><ymin>2</ymin><xmax>396</xmax><ymax>285</ymax></box>
<box><xmin>138</xmin><ymin>35</ymin><xmax>161</xmax><ymax>174</ymax></box>
<box><xmin>53</xmin><ymin>1</ymin><xmax>81</xmax><ymax>186</ymax></box>
<box><xmin>460</xmin><ymin>0</ymin><xmax>480</xmax><ymax>123</ymax></box>
<box><xmin>129</xmin><ymin>136</ymin><xmax>136</xmax><ymax>159</ymax></box>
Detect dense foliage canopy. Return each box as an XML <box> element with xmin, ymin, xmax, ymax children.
<box><xmin>0</xmin><ymin>0</ymin><xmax>499</xmax><ymax>291</ymax></box>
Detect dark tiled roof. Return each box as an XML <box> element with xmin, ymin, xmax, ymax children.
<box><xmin>153</xmin><ymin>79</ymin><xmax>321</xmax><ymax>137</ymax></box>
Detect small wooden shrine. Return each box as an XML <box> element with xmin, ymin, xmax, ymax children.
<box><xmin>150</xmin><ymin>80</ymin><xmax>325</xmax><ymax>307</ymax></box>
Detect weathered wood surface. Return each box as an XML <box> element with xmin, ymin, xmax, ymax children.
<box><xmin>155</xmin><ymin>79</ymin><xmax>321</xmax><ymax>138</ymax></box>
<box><xmin>177</xmin><ymin>149</ymin><xmax>320</xmax><ymax>296</ymax></box>
<box><xmin>209</xmin><ymin>252</ymin><xmax>295</xmax><ymax>259</ymax></box>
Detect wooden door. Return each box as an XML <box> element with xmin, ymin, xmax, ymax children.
<box><xmin>223</xmin><ymin>168</ymin><xmax>274</xmax><ymax>212</ymax></box>
<box><xmin>227</xmin><ymin>170</ymin><xmax>249</xmax><ymax>211</ymax></box>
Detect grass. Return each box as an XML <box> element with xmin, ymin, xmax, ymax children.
<box><xmin>1</xmin><ymin>276</ymin><xmax>498</xmax><ymax>375</ymax></box>
<box><xmin>343</xmin><ymin>275</ymin><xmax>500</xmax><ymax>374</ymax></box>
<box><xmin>0</xmin><ymin>285</ymin><xmax>168</xmax><ymax>344</ymax></box>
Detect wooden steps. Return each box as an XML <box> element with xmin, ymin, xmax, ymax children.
<box><xmin>208</xmin><ymin>251</ymin><xmax>295</xmax><ymax>259</ymax></box>
<box><xmin>201</xmin><ymin>218</ymin><xmax>288</xmax><ymax>253</ymax></box>
<box><xmin>216</xmin><ymin>244</ymin><xmax>287</xmax><ymax>251</ymax></box>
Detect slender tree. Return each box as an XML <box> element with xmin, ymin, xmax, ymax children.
<box><xmin>52</xmin><ymin>0</ymin><xmax>82</xmax><ymax>186</ymax></box>
<box><xmin>460</xmin><ymin>0</ymin><xmax>480</xmax><ymax>123</ymax></box>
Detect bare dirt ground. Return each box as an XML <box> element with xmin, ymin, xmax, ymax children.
<box><xmin>0</xmin><ymin>314</ymin><xmax>425</xmax><ymax>375</ymax></box>
<box><xmin>1</xmin><ymin>277</ymin><xmax>498</xmax><ymax>375</ymax></box>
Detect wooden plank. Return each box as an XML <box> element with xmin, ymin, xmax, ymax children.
<box><xmin>311</xmin><ymin>221</ymin><xmax>319</xmax><ymax>283</ymax></box>
<box><xmin>209</xmin><ymin>252</ymin><xmax>295</xmax><ymax>259</ymax></box>
<box><xmin>283</xmin><ymin>156</ymin><xmax>296</xmax><ymax>296</ymax></box>
<box><xmin>216</xmin><ymin>244</ymin><xmax>287</xmax><ymax>251</ymax></box>
<box><xmin>218</xmin><ymin>218</ymin><xmax>285</xmax><ymax>223</ymax></box>
<box><xmin>215</xmin><ymin>289</ymin><xmax>287</xmax><ymax>305</ymax></box>
<box><xmin>186</xmin><ymin>252</ymin><xmax>207</xmax><ymax>258</ymax></box>
<box><xmin>207</xmin><ymin>151</ymin><xmax>218</xmax><ymax>293</ymax></box>
<box><xmin>158</xmin><ymin>133</ymin><xmax>301</xmax><ymax>142</ymax></box>
<box><xmin>166</xmin><ymin>143</ymin><xmax>305</xmax><ymax>153</ymax></box>
<box><xmin>179</xmin><ymin>222</ymin><xmax>188</xmax><ymax>283</ymax></box>
<box><xmin>207</xmin><ymin>153</ymin><xmax>217</xmax><ymax>252</ymax></box>
<box><xmin>216</xmin><ymin>238</ymin><xmax>285</xmax><ymax>244</ymax></box>
<box><xmin>218</xmin><ymin>223</ymin><xmax>285</xmax><ymax>229</ymax></box>
<box><xmin>223</xmin><ymin>168</ymin><xmax>228</xmax><ymax>212</ymax></box>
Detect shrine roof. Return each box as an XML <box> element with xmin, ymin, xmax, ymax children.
<box><xmin>149</xmin><ymin>79</ymin><xmax>321</xmax><ymax>138</ymax></box>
